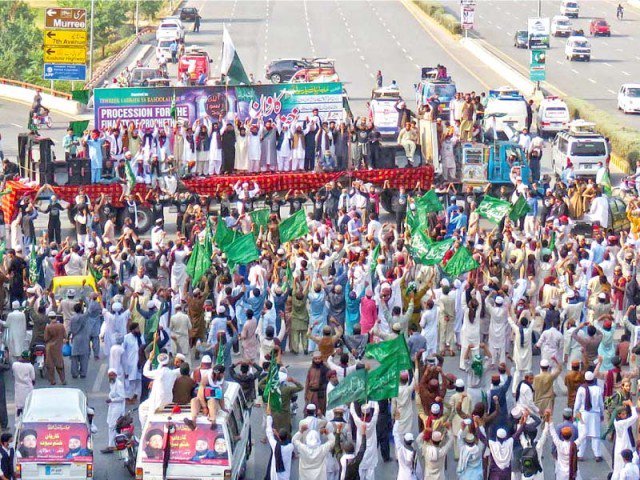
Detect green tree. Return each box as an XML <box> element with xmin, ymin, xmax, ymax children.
<box><xmin>0</xmin><ymin>2</ymin><xmax>42</xmax><ymax>84</ymax></box>
<box><xmin>138</xmin><ymin>0</ymin><xmax>164</xmax><ymax>21</ymax></box>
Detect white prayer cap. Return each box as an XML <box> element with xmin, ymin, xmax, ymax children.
<box><xmin>430</xmin><ymin>404</ymin><xmax>441</xmax><ymax>414</ymax></box>
<box><xmin>201</xmin><ymin>355</ymin><xmax>212</xmax><ymax>364</ymax></box>
<box><xmin>392</xmin><ymin>323</ymin><xmax>402</xmax><ymax>333</ymax></box>
<box><xmin>566</xmin><ymin>290</ymin><xmax>575</xmax><ymax>299</ymax></box>
<box><xmin>361</xmin><ymin>402</ymin><xmax>373</xmax><ymax>412</ymax></box>
<box><xmin>11</xmin><ymin>301</ymin><xmax>20</xmax><ymax>309</ymax></box>
<box><xmin>27</xmin><ymin>287</ymin><xmax>36</xmax><ymax>294</ymax></box>
<box><xmin>482</xmin><ymin>285</ymin><xmax>490</xmax><ymax>292</ymax></box>
<box><xmin>455</xmin><ymin>379</ymin><xmax>465</xmax><ymax>389</ymax></box>
<box><xmin>175</xmin><ymin>353</ymin><xmax>186</xmax><ymax>362</ymax></box>
<box><xmin>431</xmin><ymin>431</ymin><xmax>443</xmax><ymax>442</ymax></box>
<box><xmin>109</xmin><ymin>246</ymin><xmax>117</xmax><ymax>253</ymax></box>
<box><xmin>306</xmin><ymin>430</ymin><xmax>321</xmax><ymax>447</ymax></box>
<box><xmin>440</xmin><ymin>279</ymin><xmax>449</xmax><ymax>287</ymax></box>
<box><xmin>495</xmin><ymin>296</ymin><xmax>504</xmax><ymax>305</ymax></box>
<box><xmin>146</xmin><ymin>300</ymin><xmax>156</xmax><ymax>309</ymax></box>
<box><xmin>67</xmin><ymin>289</ymin><xmax>76</xmax><ymax>298</ymax></box>
<box><xmin>598</xmin><ymin>292</ymin><xmax>606</xmax><ymax>299</ymax></box>
<box><xmin>217</xmin><ymin>305</ymin><xmax>226</xmax><ymax>314</ymax></box>
<box><xmin>511</xmin><ymin>406</ymin><xmax>523</xmax><ymax>419</ymax></box>
<box><xmin>540</xmin><ymin>359</ymin><xmax>550</xmax><ymax>368</ymax></box>
<box><xmin>403</xmin><ymin>433</ymin><xmax>414</xmax><ymax>443</ymax></box>
<box><xmin>108</xmin><ymin>368</ymin><xmax>117</xmax><ymax>375</ymax></box>
<box><xmin>585</xmin><ymin>371</ymin><xmax>595</xmax><ymax>381</ymax></box>
<box><xmin>496</xmin><ymin>428</ymin><xmax>507</xmax><ymax>439</ymax></box>
<box><xmin>86</xmin><ymin>241</ymin><xmax>95</xmax><ymax>249</ymax></box>
<box><xmin>307</xmin><ymin>403</ymin><xmax>317</xmax><ymax>411</ymax></box>
<box><xmin>242</xmin><ymin>182</ymin><xmax>249</xmax><ymax>188</ymax></box>
<box><xmin>278</xmin><ymin>372</ymin><xmax>288</xmax><ymax>384</ymax></box>
<box><xmin>277</xmin><ymin>248</ymin><xmax>285</xmax><ymax>255</ymax></box>
<box><xmin>47</xmin><ymin>310</ymin><xmax>57</xmax><ymax>317</ymax></box>
<box><xmin>453</xmin><ymin>279</ymin><xmax>461</xmax><ymax>288</ymax></box>
<box><xmin>157</xmin><ymin>353</ymin><xmax>170</xmax><ymax>366</ymax></box>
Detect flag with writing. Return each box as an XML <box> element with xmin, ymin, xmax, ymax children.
<box><xmin>214</xmin><ymin>219</ymin><xmax>237</xmax><ymax>251</ymax></box>
<box><xmin>262</xmin><ymin>355</ymin><xmax>282</xmax><ymax>412</ymax></box>
<box><xmin>509</xmin><ymin>195</ymin><xmax>530</xmax><ymax>222</ymax></box>
<box><xmin>226</xmin><ymin>232</ymin><xmax>260</xmax><ymax>271</ymax></box>
<box><xmin>443</xmin><ymin>246</ymin><xmax>479</xmax><ymax>277</ymax></box>
<box><xmin>278</xmin><ymin>209</ymin><xmax>309</xmax><ymax>243</ymax></box>
<box><xmin>600</xmin><ymin>169</ymin><xmax>612</xmax><ymax>196</ymax></box>
<box><xmin>364</xmin><ymin>335</ymin><xmax>412</xmax><ymax>372</ymax></box>
<box><xmin>366</xmin><ymin>360</ymin><xmax>400</xmax><ymax>401</ymax></box>
<box><xmin>406</xmin><ymin>207</ymin><xmax>428</xmax><ymax>235</ymax></box>
<box><xmin>144</xmin><ymin>309</ymin><xmax>161</xmax><ymax>345</ymax></box>
<box><xmin>28</xmin><ymin>243</ymin><xmax>38</xmax><ymax>284</ymax></box>
<box><xmin>416</xmin><ymin>235</ymin><xmax>453</xmax><ymax>266</ymax></box>
<box><xmin>327</xmin><ymin>369</ymin><xmax>367</xmax><ymax>409</ymax></box>
<box><xmin>415</xmin><ymin>190</ymin><xmax>443</xmax><ymax>213</ymax></box>
<box><xmin>475</xmin><ymin>195</ymin><xmax>512</xmax><ymax>224</ymax></box>
<box><xmin>250</xmin><ymin>208</ymin><xmax>271</xmax><ymax>229</ymax></box>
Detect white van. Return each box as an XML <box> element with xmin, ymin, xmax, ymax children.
<box><xmin>484</xmin><ymin>87</ymin><xmax>529</xmax><ymax>133</ymax></box>
<box><xmin>552</xmin><ymin>120</ymin><xmax>609</xmax><ymax>177</ymax></box>
<box><xmin>536</xmin><ymin>97</ymin><xmax>570</xmax><ymax>137</ymax></box>
<box><xmin>565</xmin><ymin>36</ymin><xmax>591</xmax><ymax>61</ymax></box>
<box><xmin>135</xmin><ymin>382</ymin><xmax>251</xmax><ymax>480</ymax></box>
<box><xmin>618</xmin><ymin>83</ymin><xmax>640</xmax><ymax>114</ymax></box>
<box><xmin>15</xmin><ymin>389</ymin><xmax>95</xmax><ymax>480</ymax></box>
<box><xmin>560</xmin><ymin>0</ymin><xmax>579</xmax><ymax>18</ymax></box>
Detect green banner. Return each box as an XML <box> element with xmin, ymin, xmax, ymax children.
<box><xmin>476</xmin><ymin>195</ymin><xmax>512</xmax><ymax>224</ymax></box>
<box><xmin>327</xmin><ymin>369</ymin><xmax>367</xmax><ymax>409</ymax></box>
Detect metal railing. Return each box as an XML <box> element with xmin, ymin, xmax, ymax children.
<box><xmin>0</xmin><ymin>78</ymin><xmax>72</xmax><ymax>99</ymax></box>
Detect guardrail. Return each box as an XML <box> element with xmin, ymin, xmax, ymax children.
<box><xmin>0</xmin><ymin>78</ymin><xmax>72</xmax><ymax>99</ymax></box>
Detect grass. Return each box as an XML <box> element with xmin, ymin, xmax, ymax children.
<box><xmin>413</xmin><ymin>0</ymin><xmax>462</xmax><ymax>36</ymax></box>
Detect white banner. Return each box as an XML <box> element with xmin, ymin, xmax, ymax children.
<box><xmin>461</xmin><ymin>5</ymin><xmax>476</xmax><ymax>30</ymax></box>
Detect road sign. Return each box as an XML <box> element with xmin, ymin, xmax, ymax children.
<box><xmin>529</xmin><ymin>49</ymin><xmax>547</xmax><ymax>81</ymax></box>
<box><xmin>43</xmin><ymin>63</ymin><xmax>87</xmax><ymax>81</ymax></box>
<box><xmin>43</xmin><ymin>29</ymin><xmax>87</xmax><ymax>47</ymax></box>
<box><xmin>44</xmin><ymin>7</ymin><xmax>87</xmax><ymax>30</ymax></box>
<box><xmin>461</xmin><ymin>5</ymin><xmax>476</xmax><ymax>30</ymax></box>
<box><xmin>43</xmin><ymin>46</ymin><xmax>87</xmax><ymax>64</ymax></box>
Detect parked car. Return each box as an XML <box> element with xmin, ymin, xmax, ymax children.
<box><xmin>179</xmin><ymin>7</ymin><xmax>198</xmax><ymax>22</ymax></box>
<box><xmin>589</xmin><ymin>18</ymin><xmax>611</xmax><ymax>36</ymax></box>
<box><xmin>618</xmin><ymin>84</ymin><xmax>640</xmax><ymax>114</ymax></box>
<box><xmin>513</xmin><ymin>30</ymin><xmax>529</xmax><ymax>48</ymax></box>
<box><xmin>265</xmin><ymin>58</ymin><xmax>308</xmax><ymax>83</ymax></box>
<box><xmin>156</xmin><ymin>19</ymin><xmax>185</xmax><ymax>41</ymax></box>
<box><xmin>155</xmin><ymin>39</ymin><xmax>173</xmax><ymax>62</ymax></box>
<box><xmin>551</xmin><ymin>15</ymin><xmax>573</xmax><ymax>36</ymax></box>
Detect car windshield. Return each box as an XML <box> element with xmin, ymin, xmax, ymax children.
<box><xmin>517</xmin><ymin>31</ymin><xmax>528</xmax><ymax>38</ymax></box>
<box><xmin>54</xmin><ymin>285</ymin><xmax>96</xmax><ymax>302</ymax></box>
<box><xmin>596</xmin><ymin>21</ymin><xmax>607</xmax><ymax>25</ymax></box>
<box><xmin>182</xmin><ymin>8</ymin><xmax>196</xmax><ymax>13</ymax></box>
<box><xmin>627</xmin><ymin>88</ymin><xmax>640</xmax><ymax>97</ymax></box>
<box><xmin>571</xmin><ymin>141</ymin><xmax>606</xmax><ymax>156</ymax></box>
<box><xmin>558</xmin><ymin>19</ymin><xmax>570</xmax><ymax>25</ymax></box>
<box><xmin>427</xmin><ymin>83</ymin><xmax>456</xmax><ymax>99</ymax></box>
<box><xmin>566</xmin><ymin>2</ymin><xmax>577</xmax><ymax>7</ymax></box>
<box><xmin>574</xmin><ymin>40</ymin><xmax>589</xmax><ymax>47</ymax></box>
<box><xmin>159</xmin><ymin>41</ymin><xmax>172</xmax><ymax>48</ymax></box>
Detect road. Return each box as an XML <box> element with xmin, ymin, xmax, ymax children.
<box><xmin>0</xmin><ymin>2</ymin><xmax>619</xmax><ymax>479</ymax></box>
<box><xmin>441</xmin><ymin>0</ymin><xmax>640</xmax><ymax>130</ymax></box>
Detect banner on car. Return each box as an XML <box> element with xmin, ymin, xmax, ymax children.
<box><xmin>93</xmin><ymin>82</ymin><xmax>345</xmax><ymax>130</ymax></box>
<box><xmin>527</xmin><ymin>17</ymin><xmax>550</xmax><ymax>49</ymax></box>
<box><xmin>16</xmin><ymin>422</ymin><xmax>92</xmax><ymax>463</ymax></box>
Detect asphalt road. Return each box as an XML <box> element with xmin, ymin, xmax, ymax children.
<box><xmin>442</xmin><ymin>0</ymin><xmax>640</xmax><ymax>130</ymax></box>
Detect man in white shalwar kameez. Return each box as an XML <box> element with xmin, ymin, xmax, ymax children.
<box><xmin>12</xmin><ymin>352</ymin><xmax>34</xmax><ymax>417</ymax></box>
<box><xmin>392</xmin><ymin>371</ymin><xmax>416</xmax><ymax>436</ymax></box>
<box><xmin>292</xmin><ymin>427</ymin><xmax>335</xmax><ymax>480</ymax></box>
<box><xmin>138</xmin><ymin>353</ymin><xmax>179</xmax><ymax>426</ymax></box>
<box><xmin>548</xmin><ymin>420</ymin><xmax>586</xmax><ymax>480</ymax></box>
<box><xmin>102</xmin><ymin>368</ymin><xmax>126</xmax><ymax>453</ymax></box>
<box><xmin>573</xmin><ymin>370</ymin><xmax>604</xmax><ymax>461</ymax></box>
<box><xmin>122</xmin><ymin>323</ymin><xmax>145</xmax><ymax>401</ymax></box>
<box><xmin>485</xmin><ymin>293</ymin><xmax>510</xmax><ymax>366</ymax></box>
<box><xmin>507</xmin><ymin>314</ymin><xmax>533</xmax><ymax>394</ymax></box>
<box><xmin>169</xmin><ymin>304</ymin><xmax>192</xmax><ymax>365</ymax></box>
<box><xmin>100</xmin><ymin>303</ymin><xmax>129</xmax><ymax>358</ymax></box>
<box><xmin>611</xmin><ymin>400</ymin><xmax>638</xmax><ymax>479</ymax></box>
<box><xmin>350</xmin><ymin>401</ymin><xmax>379</xmax><ymax>480</ymax></box>
<box><xmin>3</xmin><ymin>302</ymin><xmax>26</xmax><ymax>361</ymax></box>
<box><xmin>393</xmin><ymin>422</ymin><xmax>418</xmax><ymax>480</ymax></box>
<box><xmin>416</xmin><ymin>430</ymin><xmax>453</xmax><ymax>480</ymax></box>
<box><xmin>108</xmin><ymin>334</ymin><xmax>125</xmax><ymax>378</ymax></box>
<box><xmin>266</xmin><ymin>414</ymin><xmax>294</xmax><ymax>480</ymax></box>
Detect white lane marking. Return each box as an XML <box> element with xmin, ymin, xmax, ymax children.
<box><xmin>506</xmin><ymin>31</ymin><xmax>512</xmax><ymax>36</ymax></box>
<box><xmin>607</xmin><ymin>89</ymin><xmax>616</xmax><ymax>94</ymax></box>
<box><xmin>602</xmin><ymin>41</ymin><xmax>609</xmax><ymax>46</ymax></box>
<box><xmin>360</xmin><ymin>55</ymin><xmax>365</xmax><ymax>61</ymax></box>
<box><xmin>407</xmin><ymin>55</ymin><xmax>413</xmax><ymax>61</ymax></box>
<box><xmin>364</xmin><ymin>63</ymin><xmax>370</xmax><ymax>69</ymax></box>
<box><xmin>496</xmin><ymin>25</ymin><xmax>503</xmax><ymax>30</ymax></box>
<box><xmin>571</xmin><ymin>68</ymin><xmax>579</xmax><ymax>74</ymax></box>
<box><xmin>603</xmin><ymin>62</ymin><xmax>612</xmax><ymax>67</ymax></box>
<box><xmin>588</xmin><ymin>78</ymin><xmax>597</xmax><ymax>84</ymax></box>
<box><xmin>616</xmin><ymin>48</ymin><xmax>623</xmax><ymax>52</ymax></box>
<box><xmin>11</xmin><ymin>123</ymin><xmax>21</xmax><ymax>128</ymax></box>
<box><xmin>623</xmin><ymin>71</ymin><xmax>631</xmax><ymax>76</ymax></box>
<box><xmin>636</xmin><ymin>56</ymin><xmax>640</xmax><ymax>61</ymax></box>
<box><xmin>92</xmin><ymin>363</ymin><xmax>107</xmax><ymax>392</ymax></box>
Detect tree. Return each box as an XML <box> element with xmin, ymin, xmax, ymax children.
<box><xmin>0</xmin><ymin>2</ymin><xmax>42</xmax><ymax>84</ymax></box>
<box><xmin>138</xmin><ymin>0</ymin><xmax>164</xmax><ymax>22</ymax></box>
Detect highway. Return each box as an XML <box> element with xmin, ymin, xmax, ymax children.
<box><xmin>441</xmin><ymin>0</ymin><xmax>640</xmax><ymax>130</ymax></box>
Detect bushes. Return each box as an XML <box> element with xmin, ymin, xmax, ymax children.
<box><xmin>565</xmin><ymin>96</ymin><xmax>640</xmax><ymax>172</ymax></box>
<box><xmin>413</xmin><ymin>0</ymin><xmax>462</xmax><ymax>35</ymax></box>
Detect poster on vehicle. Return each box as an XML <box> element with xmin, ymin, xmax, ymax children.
<box><xmin>93</xmin><ymin>83</ymin><xmax>345</xmax><ymax>130</ymax></box>
<box><xmin>141</xmin><ymin>421</ymin><xmax>230</xmax><ymax>466</ymax></box>
<box><xmin>461</xmin><ymin>5</ymin><xmax>476</xmax><ymax>30</ymax></box>
<box><xmin>16</xmin><ymin>423</ymin><xmax>92</xmax><ymax>463</ymax></box>
<box><xmin>529</xmin><ymin>49</ymin><xmax>547</xmax><ymax>81</ymax></box>
<box><xmin>527</xmin><ymin>17</ymin><xmax>550</xmax><ymax>49</ymax></box>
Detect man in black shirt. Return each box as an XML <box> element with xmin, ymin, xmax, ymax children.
<box><xmin>0</xmin><ymin>432</ymin><xmax>14</xmax><ymax>480</ymax></box>
<box><xmin>7</xmin><ymin>249</ymin><xmax>26</xmax><ymax>304</ymax></box>
<box><xmin>39</xmin><ymin>195</ymin><xmax>65</xmax><ymax>244</ymax></box>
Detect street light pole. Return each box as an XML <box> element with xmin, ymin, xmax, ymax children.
<box><xmin>88</xmin><ymin>0</ymin><xmax>95</xmax><ymax>80</ymax></box>
<box><xmin>135</xmin><ymin>0</ymin><xmax>139</xmax><ymax>35</ymax></box>
<box><xmin>538</xmin><ymin>0</ymin><xmax>542</xmax><ymax>17</ymax></box>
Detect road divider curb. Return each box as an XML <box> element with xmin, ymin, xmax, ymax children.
<box><xmin>0</xmin><ymin>81</ymin><xmax>83</xmax><ymax>116</ymax></box>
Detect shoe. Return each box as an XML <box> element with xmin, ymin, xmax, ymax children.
<box><xmin>184</xmin><ymin>418</ymin><xmax>196</xmax><ymax>431</ymax></box>
<box><xmin>595</xmin><ymin>457</ymin><xmax>603</xmax><ymax>463</ymax></box>
<box><xmin>72</xmin><ymin>375</ymin><xmax>78</xmax><ymax>379</ymax></box>
<box><xmin>100</xmin><ymin>447</ymin><xmax>115</xmax><ymax>454</ymax></box>
<box><xmin>62</xmin><ymin>381</ymin><xmax>67</xmax><ymax>385</ymax></box>
<box><xmin>80</xmin><ymin>375</ymin><xmax>86</xmax><ymax>379</ymax></box>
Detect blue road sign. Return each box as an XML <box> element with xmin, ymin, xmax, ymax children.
<box><xmin>43</xmin><ymin>63</ymin><xmax>86</xmax><ymax>81</ymax></box>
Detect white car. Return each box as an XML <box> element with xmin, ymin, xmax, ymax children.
<box><xmin>551</xmin><ymin>15</ymin><xmax>572</xmax><ymax>36</ymax></box>
<box><xmin>156</xmin><ymin>19</ymin><xmax>185</xmax><ymax>41</ymax></box>
<box><xmin>618</xmin><ymin>84</ymin><xmax>640</xmax><ymax>114</ymax></box>
<box><xmin>536</xmin><ymin>96</ymin><xmax>570</xmax><ymax>137</ymax></box>
<box><xmin>155</xmin><ymin>39</ymin><xmax>173</xmax><ymax>62</ymax></box>
<box><xmin>565</xmin><ymin>35</ymin><xmax>591</xmax><ymax>61</ymax></box>
<box><xmin>560</xmin><ymin>0</ymin><xmax>579</xmax><ymax>18</ymax></box>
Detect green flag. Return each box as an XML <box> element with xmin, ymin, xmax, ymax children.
<box><xmin>0</xmin><ymin>241</ymin><xmax>6</xmax><ymax>264</ymax></box>
<box><xmin>443</xmin><ymin>247</ymin><xmax>479</xmax><ymax>277</ymax></box>
<box><xmin>215</xmin><ymin>342</ymin><xmax>224</xmax><ymax>366</ymax></box>
<box><xmin>214</xmin><ymin>219</ymin><xmax>236</xmax><ymax>251</ymax></box>
<box><xmin>262</xmin><ymin>355</ymin><xmax>282</xmax><ymax>412</ymax></box>
<box><xmin>549</xmin><ymin>232</ymin><xmax>556</xmax><ymax>252</ymax></box>
<box><xmin>88</xmin><ymin>263</ymin><xmax>102</xmax><ymax>282</ymax></box>
<box><xmin>170</xmin><ymin>90</ymin><xmax>177</xmax><ymax>121</ymax></box>
<box><xmin>285</xmin><ymin>264</ymin><xmax>294</xmax><ymax>289</ymax></box>
<box><xmin>600</xmin><ymin>169</ymin><xmax>612</xmax><ymax>196</ymax></box>
<box><xmin>144</xmin><ymin>310</ymin><xmax>161</xmax><ymax>344</ymax></box>
<box><xmin>69</xmin><ymin>120</ymin><xmax>89</xmax><ymax>138</ymax></box>
<box><xmin>475</xmin><ymin>195</ymin><xmax>512</xmax><ymax>224</ymax></box>
<box><xmin>278</xmin><ymin>209</ymin><xmax>309</xmax><ymax>244</ymax></box>
<box><xmin>29</xmin><ymin>243</ymin><xmax>38</xmax><ymax>284</ymax></box>
<box><xmin>509</xmin><ymin>195</ymin><xmax>530</xmax><ymax>222</ymax></box>
<box><xmin>250</xmin><ymin>208</ymin><xmax>271</xmax><ymax>229</ymax></box>
<box><xmin>125</xmin><ymin>160</ymin><xmax>136</xmax><ymax>191</ymax></box>
<box><xmin>369</xmin><ymin>244</ymin><xmax>381</xmax><ymax>274</ymax></box>
<box><xmin>406</xmin><ymin>207</ymin><xmax>428</xmax><ymax>234</ymax></box>
<box><xmin>71</xmin><ymin>89</ymin><xmax>90</xmax><ymax>105</ymax></box>
<box><xmin>186</xmin><ymin>239</ymin><xmax>201</xmax><ymax>280</ymax></box>
<box><xmin>327</xmin><ymin>369</ymin><xmax>367</xmax><ymax>410</ymax></box>
<box><xmin>226</xmin><ymin>232</ymin><xmax>260</xmax><ymax>267</ymax></box>
<box><xmin>415</xmin><ymin>190</ymin><xmax>443</xmax><ymax>213</ymax></box>
<box><xmin>366</xmin><ymin>359</ymin><xmax>400</xmax><ymax>401</ymax></box>
<box><xmin>411</xmin><ymin>234</ymin><xmax>453</xmax><ymax>266</ymax></box>
<box><xmin>364</xmin><ymin>335</ymin><xmax>412</xmax><ymax>372</ymax></box>
<box><xmin>150</xmin><ymin>338</ymin><xmax>161</xmax><ymax>369</ymax></box>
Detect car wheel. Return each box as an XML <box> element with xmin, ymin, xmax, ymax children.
<box><xmin>270</xmin><ymin>73</ymin><xmax>281</xmax><ymax>83</ymax></box>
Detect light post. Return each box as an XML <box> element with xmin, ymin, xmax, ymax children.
<box><xmin>88</xmin><ymin>0</ymin><xmax>95</xmax><ymax>80</ymax></box>
<box><xmin>135</xmin><ymin>0</ymin><xmax>139</xmax><ymax>35</ymax></box>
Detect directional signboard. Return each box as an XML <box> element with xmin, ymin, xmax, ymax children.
<box><xmin>44</xmin><ymin>7</ymin><xmax>87</xmax><ymax>29</ymax></box>
<box><xmin>42</xmin><ymin>6</ymin><xmax>88</xmax><ymax>81</ymax></box>
<box><xmin>43</xmin><ymin>30</ymin><xmax>87</xmax><ymax>47</ymax></box>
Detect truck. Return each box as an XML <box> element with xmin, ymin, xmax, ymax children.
<box><xmin>177</xmin><ymin>46</ymin><xmax>212</xmax><ymax>84</ymax></box>
<box><xmin>368</xmin><ymin>87</ymin><xmax>403</xmax><ymax>138</ymax></box>
<box><xmin>415</xmin><ymin>67</ymin><xmax>457</xmax><ymax>120</ymax></box>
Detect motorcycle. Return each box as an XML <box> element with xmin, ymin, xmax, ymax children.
<box><xmin>114</xmin><ymin>409</ymin><xmax>139</xmax><ymax>476</ymax></box>
<box><xmin>33</xmin><ymin>344</ymin><xmax>46</xmax><ymax>378</ymax></box>
<box><xmin>32</xmin><ymin>112</ymin><xmax>52</xmax><ymax>129</ymax></box>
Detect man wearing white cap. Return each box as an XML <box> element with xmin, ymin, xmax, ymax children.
<box><xmin>392</xmin><ymin>420</ymin><xmax>417</xmax><ymax>480</ymax></box>
<box><xmin>139</xmin><ymin>353</ymin><xmax>178</xmax><ymax>426</ymax></box>
<box><xmin>449</xmin><ymin>378</ymin><xmax>471</xmax><ymax>460</ymax></box>
<box><xmin>100</xmin><ymin>302</ymin><xmax>129</xmax><ymax>358</ymax></box>
<box><xmin>350</xmin><ymin>401</ymin><xmax>379</xmax><ymax>480</ymax></box>
<box><xmin>476</xmin><ymin>410</ymin><xmax>528</xmax><ymax>480</ymax></box>
<box><xmin>292</xmin><ymin>423</ymin><xmax>335</xmax><ymax>480</ymax></box>
<box><xmin>122</xmin><ymin>322</ymin><xmax>145</xmax><ymax>402</ymax></box>
<box><xmin>486</xmin><ymin>291</ymin><xmax>510</xmax><ymax>366</ymax></box>
<box><xmin>102</xmin><ymin>368</ymin><xmax>126</xmax><ymax>454</ymax></box>
<box><xmin>169</xmin><ymin>304</ymin><xmax>192</xmax><ymax>365</ymax></box>
<box><xmin>3</xmin><ymin>301</ymin><xmax>26</xmax><ymax>361</ymax></box>
<box><xmin>573</xmin><ymin>370</ymin><xmax>604</xmax><ymax>461</ymax></box>
<box><xmin>416</xmin><ymin>429</ymin><xmax>453</xmax><ymax>480</ymax></box>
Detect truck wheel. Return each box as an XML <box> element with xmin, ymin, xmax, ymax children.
<box><xmin>380</xmin><ymin>189</ymin><xmax>399</xmax><ymax>214</ymax></box>
<box><xmin>134</xmin><ymin>207</ymin><xmax>154</xmax><ymax>235</ymax></box>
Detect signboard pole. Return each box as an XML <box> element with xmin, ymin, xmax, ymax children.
<box><xmin>89</xmin><ymin>0</ymin><xmax>95</xmax><ymax>80</ymax></box>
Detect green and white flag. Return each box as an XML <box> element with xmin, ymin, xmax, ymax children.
<box><xmin>250</xmin><ymin>208</ymin><xmax>270</xmax><ymax>229</ymax></box>
<box><xmin>364</xmin><ymin>335</ymin><xmax>412</xmax><ymax>372</ymax></box>
<box><xmin>278</xmin><ymin>209</ymin><xmax>309</xmax><ymax>244</ymax></box>
<box><xmin>327</xmin><ymin>369</ymin><xmax>367</xmax><ymax>409</ymax></box>
<box><xmin>415</xmin><ymin>190</ymin><xmax>443</xmax><ymax>213</ymax></box>
<box><xmin>366</xmin><ymin>359</ymin><xmax>400</xmax><ymax>401</ymax></box>
<box><xmin>29</xmin><ymin>243</ymin><xmax>38</xmax><ymax>284</ymax></box>
<box><xmin>220</xmin><ymin>25</ymin><xmax>250</xmax><ymax>85</ymax></box>
<box><xmin>412</xmin><ymin>234</ymin><xmax>453</xmax><ymax>266</ymax></box>
<box><xmin>600</xmin><ymin>169</ymin><xmax>612</xmax><ymax>196</ymax></box>
<box><xmin>509</xmin><ymin>194</ymin><xmax>530</xmax><ymax>222</ymax></box>
<box><xmin>124</xmin><ymin>160</ymin><xmax>136</xmax><ymax>192</ymax></box>
<box><xmin>443</xmin><ymin>246</ymin><xmax>479</xmax><ymax>278</ymax></box>
<box><xmin>262</xmin><ymin>355</ymin><xmax>282</xmax><ymax>412</ymax></box>
<box><xmin>368</xmin><ymin>243</ymin><xmax>381</xmax><ymax>274</ymax></box>
<box><xmin>170</xmin><ymin>90</ymin><xmax>177</xmax><ymax>122</ymax></box>
<box><xmin>214</xmin><ymin>218</ymin><xmax>237</xmax><ymax>251</ymax></box>
<box><xmin>226</xmin><ymin>232</ymin><xmax>260</xmax><ymax>271</ymax></box>
<box><xmin>475</xmin><ymin>195</ymin><xmax>512</xmax><ymax>224</ymax></box>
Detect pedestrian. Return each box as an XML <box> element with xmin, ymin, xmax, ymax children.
<box><xmin>101</xmin><ymin>369</ymin><xmax>126</xmax><ymax>454</ymax></box>
<box><xmin>0</xmin><ymin>432</ymin><xmax>14</xmax><ymax>480</ymax></box>
<box><xmin>11</xmin><ymin>351</ymin><xmax>33</xmax><ymax>419</ymax></box>
<box><xmin>292</xmin><ymin>424</ymin><xmax>335</xmax><ymax>480</ymax></box>
<box><xmin>69</xmin><ymin>302</ymin><xmax>90</xmax><ymax>378</ymax></box>
<box><xmin>573</xmin><ymin>370</ymin><xmax>604</xmax><ymax>461</ymax></box>
<box><xmin>265</xmin><ymin>412</ymin><xmax>294</xmax><ymax>480</ymax></box>
<box><xmin>350</xmin><ymin>402</ymin><xmax>379</xmax><ymax>480</ymax></box>
<box><xmin>139</xmin><ymin>353</ymin><xmax>178</xmax><ymax>426</ymax></box>
<box><xmin>44</xmin><ymin>310</ymin><xmax>66</xmax><ymax>385</ymax></box>
<box><xmin>123</xmin><ymin>322</ymin><xmax>145</xmax><ymax>402</ymax></box>
<box><xmin>193</xmin><ymin>14</ymin><xmax>201</xmax><ymax>32</ymax></box>
<box><xmin>3</xmin><ymin>301</ymin><xmax>26</xmax><ymax>362</ymax></box>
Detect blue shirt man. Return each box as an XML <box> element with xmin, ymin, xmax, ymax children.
<box><xmin>84</xmin><ymin>132</ymin><xmax>106</xmax><ymax>183</ymax></box>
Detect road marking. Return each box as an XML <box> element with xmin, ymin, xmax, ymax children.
<box><xmin>602</xmin><ymin>41</ymin><xmax>609</xmax><ymax>46</ymax></box>
<box><xmin>487</xmin><ymin>20</ymin><xmax>493</xmax><ymax>25</ymax></box>
<box><xmin>588</xmin><ymin>78</ymin><xmax>597</xmax><ymax>84</ymax></box>
<box><xmin>623</xmin><ymin>71</ymin><xmax>631</xmax><ymax>76</ymax></box>
<box><xmin>360</xmin><ymin>55</ymin><xmax>365</xmax><ymax>61</ymax></box>
<box><xmin>92</xmin><ymin>363</ymin><xmax>107</xmax><ymax>392</ymax></box>
<box><xmin>636</xmin><ymin>56</ymin><xmax>640</xmax><ymax>61</ymax></box>
<box><xmin>365</xmin><ymin>63</ymin><xmax>370</xmax><ymax>69</ymax></box>
<box><xmin>616</xmin><ymin>48</ymin><xmax>623</xmax><ymax>52</ymax></box>
<box><xmin>607</xmin><ymin>89</ymin><xmax>616</xmax><ymax>94</ymax></box>
<box><xmin>496</xmin><ymin>25</ymin><xmax>502</xmax><ymax>30</ymax></box>
<box><xmin>603</xmin><ymin>62</ymin><xmax>612</xmax><ymax>67</ymax></box>
<box><xmin>571</xmin><ymin>68</ymin><xmax>579</xmax><ymax>74</ymax></box>
<box><xmin>11</xmin><ymin>123</ymin><xmax>21</xmax><ymax>128</ymax></box>
<box><xmin>408</xmin><ymin>55</ymin><xmax>413</xmax><ymax>61</ymax></box>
